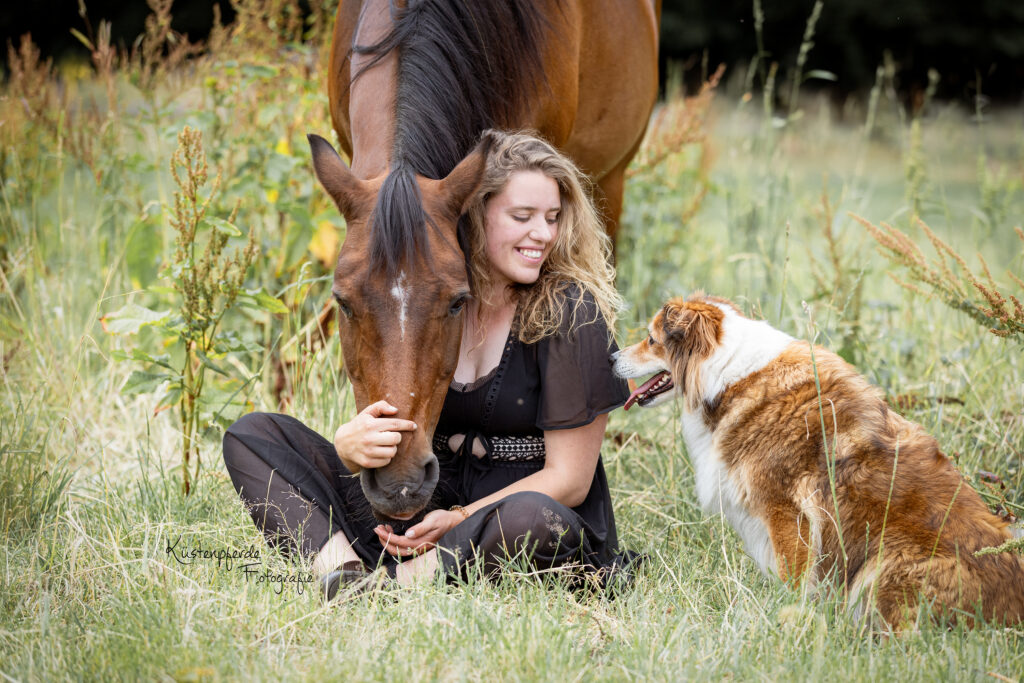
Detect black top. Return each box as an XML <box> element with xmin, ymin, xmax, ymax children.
<box><xmin>437</xmin><ymin>286</ymin><xmax>629</xmax><ymax>435</ymax></box>
<box><xmin>433</xmin><ymin>285</ymin><xmax>630</xmax><ymax>563</ymax></box>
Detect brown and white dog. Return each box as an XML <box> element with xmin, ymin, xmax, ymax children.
<box><xmin>612</xmin><ymin>293</ymin><xmax>1024</xmax><ymax>627</ymax></box>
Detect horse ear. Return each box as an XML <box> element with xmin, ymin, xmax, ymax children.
<box><xmin>439</xmin><ymin>135</ymin><xmax>494</xmax><ymax>218</ymax></box>
<box><xmin>308</xmin><ymin>134</ymin><xmax>370</xmax><ymax>220</ymax></box>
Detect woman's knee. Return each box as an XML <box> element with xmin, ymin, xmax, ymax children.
<box><xmin>223</xmin><ymin>412</ymin><xmax>275</xmax><ymax>465</ymax></box>
<box><xmin>493</xmin><ymin>492</ymin><xmax>581</xmax><ymax>551</ymax></box>
<box><xmin>498</xmin><ymin>491</ymin><xmax>559</xmax><ymax>516</ymax></box>
<box><xmin>225</xmin><ymin>411</ymin><xmax>278</xmax><ymax>441</ymax></box>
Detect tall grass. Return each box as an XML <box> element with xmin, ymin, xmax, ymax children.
<box><xmin>2</xmin><ymin>1</ymin><xmax>1023</xmax><ymax>680</ymax></box>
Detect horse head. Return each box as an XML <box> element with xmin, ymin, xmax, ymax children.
<box><xmin>308</xmin><ymin>134</ymin><xmax>488</xmax><ymax>521</ymax></box>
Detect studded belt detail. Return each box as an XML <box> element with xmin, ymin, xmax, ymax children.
<box><xmin>433</xmin><ymin>432</ymin><xmax>546</xmax><ymax>463</ymax></box>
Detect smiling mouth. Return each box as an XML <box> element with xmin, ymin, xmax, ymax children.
<box><xmin>516</xmin><ymin>247</ymin><xmax>543</xmax><ymax>260</ymax></box>
<box><xmin>624</xmin><ymin>370</ymin><xmax>674</xmax><ymax>410</ymax></box>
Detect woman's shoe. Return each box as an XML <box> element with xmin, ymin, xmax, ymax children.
<box><xmin>319</xmin><ymin>561</ymin><xmax>393</xmax><ymax>602</ymax></box>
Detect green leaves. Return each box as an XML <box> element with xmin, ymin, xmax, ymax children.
<box><xmin>122</xmin><ymin>370</ymin><xmax>175</xmax><ymax>395</ymax></box>
<box><xmin>112</xmin><ymin>348</ymin><xmax>175</xmax><ymax>371</ymax></box>
<box><xmin>101</xmin><ymin>304</ymin><xmax>171</xmax><ymax>335</ymax></box>
<box><xmin>238</xmin><ymin>287</ymin><xmax>288</xmax><ymax>314</ymax></box>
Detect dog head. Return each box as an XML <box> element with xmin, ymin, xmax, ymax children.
<box><xmin>613</xmin><ymin>293</ymin><xmax>731</xmax><ymax>410</ymax></box>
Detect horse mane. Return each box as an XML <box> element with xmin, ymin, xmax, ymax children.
<box><xmin>352</xmin><ymin>0</ymin><xmax>553</xmax><ymax>275</ymax></box>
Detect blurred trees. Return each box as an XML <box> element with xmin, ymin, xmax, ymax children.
<box><xmin>661</xmin><ymin>0</ymin><xmax>1024</xmax><ymax>103</ymax></box>
<box><xmin>2</xmin><ymin>0</ymin><xmax>1022</xmax><ymax>103</ymax></box>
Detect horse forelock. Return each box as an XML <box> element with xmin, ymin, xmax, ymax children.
<box><xmin>369</xmin><ymin>164</ymin><xmax>428</xmax><ymax>276</ymax></box>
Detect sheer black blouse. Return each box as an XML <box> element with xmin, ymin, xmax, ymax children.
<box><xmin>432</xmin><ymin>285</ymin><xmax>630</xmax><ymax>565</ymax></box>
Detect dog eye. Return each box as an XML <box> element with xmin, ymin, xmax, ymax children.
<box><xmin>647</xmin><ymin>334</ymin><xmax>658</xmax><ymax>346</ymax></box>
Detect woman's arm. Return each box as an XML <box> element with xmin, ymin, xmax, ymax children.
<box><xmin>375</xmin><ymin>414</ymin><xmax>608</xmax><ymax>556</ymax></box>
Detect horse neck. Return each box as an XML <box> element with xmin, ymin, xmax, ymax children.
<box><xmin>348</xmin><ymin>0</ymin><xmax>397</xmax><ymax>179</ymax></box>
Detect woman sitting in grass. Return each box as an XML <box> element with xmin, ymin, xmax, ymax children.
<box><xmin>222</xmin><ymin>130</ymin><xmax>635</xmax><ymax>597</ymax></box>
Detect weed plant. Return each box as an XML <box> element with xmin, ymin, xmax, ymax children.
<box><xmin>1</xmin><ymin>0</ymin><xmax>1023</xmax><ymax>680</ymax></box>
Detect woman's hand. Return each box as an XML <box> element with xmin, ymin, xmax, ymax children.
<box><xmin>374</xmin><ymin>509</ymin><xmax>464</xmax><ymax>557</ymax></box>
<box><xmin>333</xmin><ymin>400</ymin><xmax>417</xmax><ymax>472</ymax></box>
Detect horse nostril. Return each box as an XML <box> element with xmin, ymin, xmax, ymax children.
<box><xmin>422</xmin><ymin>454</ymin><xmax>439</xmax><ymax>490</ymax></box>
<box><xmin>360</xmin><ymin>467</ymin><xmax>381</xmax><ymax>496</ymax></box>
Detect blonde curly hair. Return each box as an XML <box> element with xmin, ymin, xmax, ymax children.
<box><xmin>463</xmin><ymin>129</ymin><xmax>623</xmax><ymax>344</ymax></box>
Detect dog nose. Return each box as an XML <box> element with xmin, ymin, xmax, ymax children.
<box><xmin>609</xmin><ymin>350</ymin><xmax>619</xmax><ymax>364</ymax></box>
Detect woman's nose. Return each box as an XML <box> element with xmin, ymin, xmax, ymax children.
<box><xmin>528</xmin><ymin>217</ymin><xmax>555</xmax><ymax>242</ymax></box>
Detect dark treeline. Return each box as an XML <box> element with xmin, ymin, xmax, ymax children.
<box><xmin>662</xmin><ymin>0</ymin><xmax>1024</xmax><ymax>105</ymax></box>
<box><xmin>3</xmin><ymin>0</ymin><xmax>1023</xmax><ymax>104</ymax></box>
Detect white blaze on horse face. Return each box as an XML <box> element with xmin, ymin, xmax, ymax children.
<box><xmin>391</xmin><ymin>271</ymin><xmax>409</xmax><ymax>340</ymax></box>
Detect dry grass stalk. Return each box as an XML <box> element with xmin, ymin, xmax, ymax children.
<box><xmin>809</xmin><ymin>189</ymin><xmax>865</xmax><ymax>348</ymax></box>
<box><xmin>626</xmin><ymin>64</ymin><xmax>724</xmax><ymax>180</ymax></box>
<box><xmin>226</xmin><ymin>0</ymin><xmax>309</xmax><ymax>53</ymax></box>
<box><xmin>4</xmin><ymin>33</ymin><xmax>109</xmax><ymax>179</ymax></box>
<box><xmin>854</xmin><ymin>214</ymin><xmax>1024</xmax><ymax>345</ymax></box>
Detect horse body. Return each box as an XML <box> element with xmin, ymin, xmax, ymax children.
<box><xmin>311</xmin><ymin>0</ymin><xmax>659</xmax><ymax>520</ymax></box>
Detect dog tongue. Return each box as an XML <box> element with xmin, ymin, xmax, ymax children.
<box><xmin>624</xmin><ymin>371</ymin><xmax>669</xmax><ymax>411</ymax></box>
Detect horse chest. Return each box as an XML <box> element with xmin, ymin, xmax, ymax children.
<box><xmin>681</xmin><ymin>411</ymin><xmax>776</xmax><ymax>575</ymax></box>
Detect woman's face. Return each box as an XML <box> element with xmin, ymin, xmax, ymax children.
<box><xmin>482</xmin><ymin>170</ymin><xmax>560</xmax><ymax>290</ymax></box>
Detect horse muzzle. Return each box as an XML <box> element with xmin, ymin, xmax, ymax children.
<box><xmin>359</xmin><ymin>453</ymin><xmax>440</xmax><ymax>521</ymax></box>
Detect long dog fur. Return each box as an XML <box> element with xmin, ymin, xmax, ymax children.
<box><xmin>613</xmin><ymin>293</ymin><xmax>1024</xmax><ymax>627</ymax></box>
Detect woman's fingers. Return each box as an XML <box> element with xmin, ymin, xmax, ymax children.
<box><xmin>374</xmin><ymin>525</ymin><xmax>436</xmax><ymax>556</ymax></box>
<box><xmin>361</xmin><ymin>400</ymin><xmax>398</xmax><ymax>418</ymax></box>
<box><xmin>362</xmin><ymin>402</ymin><xmax>417</xmax><ymax>431</ymax></box>
<box><xmin>362</xmin><ymin>452</ymin><xmax>394</xmax><ymax>467</ymax></box>
<box><xmin>372</xmin><ymin>430</ymin><xmax>403</xmax><ymax>447</ymax></box>
<box><xmin>379</xmin><ymin>419</ymin><xmax>417</xmax><ymax>435</ymax></box>
<box><xmin>405</xmin><ymin>514</ymin><xmax>444</xmax><ymax>540</ymax></box>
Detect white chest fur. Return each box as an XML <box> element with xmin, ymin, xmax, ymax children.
<box><xmin>677</xmin><ymin>305</ymin><xmax>795</xmax><ymax>577</ymax></box>
<box><xmin>681</xmin><ymin>410</ymin><xmax>777</xmax><ymax>576</ymax></box>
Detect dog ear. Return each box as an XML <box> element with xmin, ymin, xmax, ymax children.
<box><xmin>663</xmin><ymin>301</ymin><xmax>721</xmax><ymax>359</ymax></box>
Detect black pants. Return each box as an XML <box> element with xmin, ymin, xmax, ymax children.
<box><xmin>222</xmin><ymin>412</ymin><xmax>608</xmax><ymax>581</ymax></box>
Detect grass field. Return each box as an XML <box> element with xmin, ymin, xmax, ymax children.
<box><xmin>2</xmin><ymin>8</ymin><xmax>1023</xmax><ymax>681</ymax></box>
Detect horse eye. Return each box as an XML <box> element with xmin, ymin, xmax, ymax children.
<box><xmin>334</xmin><ymin>294</ymin><xmax>353</xmax><ymax>319</ymax></box>
<box><xmin>449</xmin><ymin>293</ymin><xmax>469</xmax><ymax>316</ymax></box>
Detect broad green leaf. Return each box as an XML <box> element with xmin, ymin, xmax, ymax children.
<box><xmin>125</xmin><ymin>203</ymin><xmax>163</xmax><ymax>288</ymax></box>
<box><xmin>111</xmin><ymin>348</ymin><xmax>176</xmax><ymax>371</ymax></box>
<box><xmin>239</xmin><ymin>288</ymin><xmax>289</xmax><ymax>315</ymax></box>
<box><xmin>122</xmin><ymin>370</ymin><xmax>172</xmax><ymax>394</ymax></box>
<box><xmin>215</xmin><ymin>331</ymin><xmax>264</xmax><ymax>354</ymax></box>
<box><xmin>155</xmin><ymin>384</ymin><xmax>184</xmax><ymax>414</ymax></box>
<box><xmin>101</xmin><ymin>304</ymin><xmax>171</xmax><ymax>335</ymax></box>
<box><xmin>196</xmin><ymin>350</ymin><xmax>230</xmax><ymax>377</ymax></box>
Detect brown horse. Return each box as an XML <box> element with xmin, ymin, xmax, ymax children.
<box><xmin>309</xmin><ymin>0</ymin><xmax>660</xmax><ymax>521</ymax></box>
